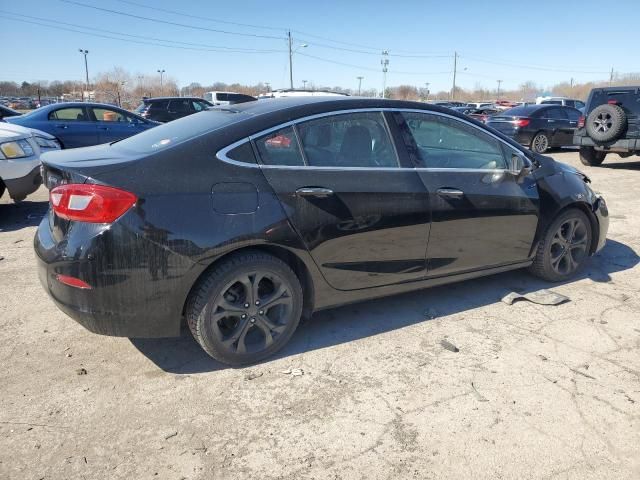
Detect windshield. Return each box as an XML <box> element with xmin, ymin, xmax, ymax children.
<box><xmin>111</xmin><ymin>109</ymin><xmax>246</xmax><ymax>154</ymax></box>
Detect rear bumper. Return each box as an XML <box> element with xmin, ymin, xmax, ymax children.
<box><xmin>573</xmin><ymin>135</ymin><xmax>640</xmax><ymax>153</ymax></box>
<box><xmin>4</xmin><ymin>165</ymin><xmax>42</xmax><ymax>200</ymax></box>
<box><xmin>34</xmin><ymin>214</ymin><xmax>199</xmax><ymax>338</ymax></box>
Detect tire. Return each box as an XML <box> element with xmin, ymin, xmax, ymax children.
<box><xmin>186</xmin><ymin>251</ymin><xmax>303</xmax><ymax>366</ymax></box>
<box><xmin>586</xmin><ymin>104</ymin><xmax>627</xmax><ymax>143</ymax></box>
<box><xmin>531</xmin><ymin>131</ymin><xmax>550</xmax><ymax>153</ymax></box>
<box><xmin>529</xmin><ymin>209</ymin><xmax>593</xmax><ymax>282</ymax></box>
<box><xmin>579</xmin><ymin>147</ymin><xmax>606</xmax><ymax>166</ymax></box>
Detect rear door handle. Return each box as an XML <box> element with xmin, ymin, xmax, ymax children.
<box><xmin>55</xmin><ymin>124</ymin><xmax>68</xmax><ymax>129</ymax></box>
<box><xmin>436</xmin><ymin>188</ymin><xmax>464</xmax><ymax>198</ymax></box>
<box><xmin>296</xmin><ymin>187</ymin><xmax>334</xmax><ymax>198</ymax></box>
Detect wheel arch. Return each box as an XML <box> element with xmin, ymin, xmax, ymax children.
<box><xmin>181</xmin><ymin>244</ymin><xmax>316</xmax><ymax>324</ymax></box>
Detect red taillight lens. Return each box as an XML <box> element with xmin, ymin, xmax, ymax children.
<box><xmin>607</xmin><ymin>100</ymin><xmax>619</xmax><ymax>105</ymax></box>
<box><xmin>50</xmin><ymin>184</ymin><xmax>137</xmax><ymax>223</ymax></box>
<box><xmin>56</xmin><ymin>274</ymin><xmax>92</xmax><ymax>289</ymax></box>
<box><xmin>514</xmin><ymin>118</ymin><xmax>530</xmax><ymax>127</ymax></box>
<box><xmin>577</xmin><ymin>115</ymin><xmax>585</xmax><ymax>128</ymax></box>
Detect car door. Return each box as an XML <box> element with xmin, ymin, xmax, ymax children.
<box><xmin>91</xmin><ymin>107</ymin><xmax>144</xmax><ymax>144</ymax></box>
<box><xmin>47</xmin><ymin>106</ymin><xmax>98</xmax><ymax>148</ymax></box>
<box><xmin>545</xmin><ymin>107</ymin><xmax>571</xmax><ymax>145</ymax></box>
<box><xmin>392</xmin><ymin>110</ymin><xmax>539</xmax><ymax>276</ymax></box>
<box><xmin>564</xmin><ymin>107</ymin><xmax>581</xmax><ymax>141</ymax></box>
<box><xmin>252</xmin><ymin>111</ymin><xmax>432</xmax><ymax>290</ymax></box>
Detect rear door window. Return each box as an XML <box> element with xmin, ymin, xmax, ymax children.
<box><xmin>48</xmin><ymin>107</ymin><xmax>88</xmax><ymax>121</ymax></box>
<box><xmin>546</xmin><ymin>108</ymin><xmax>568</xmax><ymax>120</ymax></box>
<box><xmin>91</xmin><ymin>107</ymin><xmax>137</xmax><ymax>123</ymax></box>
<box><xmin>168</xmin><ymin>99</ymin><xmax>193</xmax><ymax>114</ymax></box>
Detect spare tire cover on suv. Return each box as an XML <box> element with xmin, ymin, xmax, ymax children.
<box><xmin>586</xmin><ymin>104</ymin><xmax>627</xmax><ymax>143</ymax></box>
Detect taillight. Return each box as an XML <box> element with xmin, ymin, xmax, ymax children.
<box><xmin>56</xmin><ymin>274</ymin><xmax>92</xmax><ymax>289</ymax></box>
<box><xmin>514</xmin><ymin>118</ymin><xmax>530</xmax><ymax>127</ymax></box>
<box><xmin>607</xmin><ymin>100</ymin><xmax>619</xmax><ymax>105</ymax></box>
<box><xmin>50</xmin><ymin>184</ymin><xmax>137</xmax><ymax>223</ymax></box>
<box><xmin>577</xmin><ymin>115</ymin><xmax>585</xmax><ymax>128</ymax></box>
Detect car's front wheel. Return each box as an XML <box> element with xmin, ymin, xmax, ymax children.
<box><xmin>186</xmin><ymin>251</ymin><xmax>303</xmax><ymax>366</ymax></box>
<box><xmin>529</xmin><ymin>209</ymin><xmax>593</xmax><ymax>282</ymax></box>
<box><xmin>579</xmin><ymin>147</ymin><xmax>606</xmax><ymax>166</ymax></box>
<box><xmin>531</xmin><ymin>132</ymin><xmax>550</xmax><ymax>153</ymax></box>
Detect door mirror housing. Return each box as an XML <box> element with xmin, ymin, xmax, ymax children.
<box><xmin>510</xmin><ymin>153</ymin><xmax>532</xmax><ymax>183</ymax></box>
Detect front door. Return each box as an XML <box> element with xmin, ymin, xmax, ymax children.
<box><xmin>90</xmin><ymin>106</ymin><xmax>145</xmax><ymax>144</ymax></box>
<box><xmin>392</xmin><ymin>111</ymin><xmax>539</xmax><ymax>276</ymax></box>
<box><xmin>46</xmin><ymin>106</ymin><xmax>98</xmax><ymax>148</ymax></box>
<box><xmin>253</xmin><ymin>111</ymin><xmax>431</xmax><ymax>290</ymax></box>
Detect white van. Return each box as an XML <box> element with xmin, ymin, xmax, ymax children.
<box><xmin>203</xmin><ymin>91</ymin><xmax>256</xmax><ymax>106</ymax></box>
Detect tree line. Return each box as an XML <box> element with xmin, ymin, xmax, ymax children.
<box><xmin>2</xmin><ymin>68</ymin><xmax>639</xmax><ymax>110</ymax></box>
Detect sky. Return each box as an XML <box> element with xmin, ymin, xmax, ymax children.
<box><xmin>1</xmin><ymin>0</ymin><xmax>638</xmax><ymax>94</ymax></box>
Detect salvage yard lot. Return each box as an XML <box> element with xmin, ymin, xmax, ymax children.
<box><xmin>1</xmin><ymin>151</ymin><xmax>639</xmax><ymax>480</ymax></box>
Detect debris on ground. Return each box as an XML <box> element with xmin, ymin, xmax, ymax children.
<box><xmin>501</xmin><ymin>289</ymin><xmax>569</xmax><ymax>306</ymax></box>
<box><xmin>440</xmin><ymin>340</ymin><xmax>459</xmax><ymax>353</ymax></box>
<box><xmin>471</xmin><ymin>382</ymin><xmax>489</xmax><ymax>402</ymax></box>
<box><xmin>0</xmin><ymin>256</ymin><xmax>4</xmax><ymax>261</ymax></box>
<box><xmin>76</xmin><ymin>368</ymin><xmax>87</xmax><ymax>375</ymax></box>
<box><xmin>244</xmin><ymin>371</ymin><xmax>263</xmax><ymax>381</ymax></box>
<box><xmin>281</xmin><ymin>368</ymin><xmax>304</xmax><ymax>376</ymax></box>
<box><xmin>14</xmin><ymin>239</ymin><xmax>23</xmax><ymax>244</ymax></box>
<box><xmin>538</xmin><ymin>355</ymin><xmax>548</xmax><ymax>361</ymax></box>
<box><xmin>164</xmin><ymin>431</ymin><xmax>178</xmax><ymax>440</ymax></box>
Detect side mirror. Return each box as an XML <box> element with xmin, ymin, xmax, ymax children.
<box><xmin>510</xmin><ymin>153</ymin><xmax>532</xmax><ymax>183</ymax></box>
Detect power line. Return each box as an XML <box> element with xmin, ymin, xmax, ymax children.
<box><xmin>0</xmin><ymin>10</ymin><xmax>283</xmax><ymax>53</ymax></box>
<box><xmin>0</xmin><ymin>14</ymin><xmax>284</xmax><ymax>54</ymax></box>
<box><xmin>460</xmin><ymin>54</ymin><xmax>610</xmax><ymax>75</ymax></box>
<box><xmin>297</xmin><ymin>52</ymin><xmax>450</xmax><ymax>76</ymax></box>
<box><xmin>60</xmin><ymin>0</ymin><xmax>286</xmax><ymax>40</ymax></box>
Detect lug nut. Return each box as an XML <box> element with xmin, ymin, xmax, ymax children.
<box><xmin>244</xmin><ymin>303</ymin><xmax>250</xmax><ymax>308</ymax></box>
<box><xmin>255</xmin><ymin>301</ymin><xmax>260</xmax><ymax>306</ymax></box>
<box><xmin>241</xmin><ymin>314</ymin><xmax>247</xmax><ymax>319</ymax></box>
<box><xmin>250</xmin><ymin>318</ymin><xmax>256</xmax><ymax>324</ymax></box>
<box><xmin>259</xmin><ymin>310</ymin><xmax>264</xmax><ymax>315</ymax></box>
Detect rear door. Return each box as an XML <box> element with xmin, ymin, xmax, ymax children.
<box><xmin>252</xmin><ymin>111</ymin><xmax>432</xmax><ymax>290</ymax></box>
<box><xmin>545</xmin><ymin>107</ymin><xmax>571</xmax><ymax>145</ymax></box>
<box><xmin>167</xmin><ymin>99</ymin><xmax>194</xmax><ymax>120</ymax></box>
<box><xmin>46</xmin><ymin>106</ymin><xmax>98</xmax><ymax>148</ymax></box>
<box><xmin>91</xmin><ymin>107</ymin><xmax>145</xmax><ymax>144</ymax></box>
<box><xmin>392</xmin><ymin>110</ymin><xmax>539</xmax><ymax>276</ymax></box>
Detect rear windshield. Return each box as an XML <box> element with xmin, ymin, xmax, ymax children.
<box><xmin>111</xmin><ymin>109</ymin><xmax>246</xmax><ymax>154</ymax></box>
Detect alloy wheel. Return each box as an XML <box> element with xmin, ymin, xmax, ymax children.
<box><xmin>205</xmin><ymin>271</ymin><xmax>294</xmax><ymax>355</ymax></box>
<box><xmin>592</xmin><ymin>112</ymin><xmax>613</xmax><ymax>133</ymax></box>
<box><xmin>549</xmin><ymin>218</ymin><xmax>589</xmax><ymax>276</ymax></box>
<box><xmin>532</xmin><ymin>134</ymin><xmax>548</xmax><ymax>153</ymax></box>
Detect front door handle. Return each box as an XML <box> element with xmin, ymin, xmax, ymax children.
<box><xmin>296</xmin><ymin>187</ymin><xmax>334</xmax><ymax>198</ymax></box>
<box><xmin>436</xmin><ymin>188</ymin><xmax>464</xmax><ymax>198</ymax></box>
<box><xmin>55</xmin><ymin>124</ymin><xmax>68</xmax><ymax>129</ymax></box>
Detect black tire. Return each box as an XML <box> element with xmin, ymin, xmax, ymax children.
<box><xmin>579</xmin><ymin>147</ymin><xmax>606</xmax><ymax>166</ymax></box>
<box><xmin>186</xmin><ymin>251</ymin><xmax>303</xmax><ymax>366</ymax></box>
<box><xmin>529</xmin><ymin>209</ymin><xmax>592</xmax><ymax>282</ymax></box>
<box><xmin>585</xmin><ymin>104</ymin><xmax>627</xmax><ymax>143</ymax></box>
<box><xmin>530</xmin><ymin>131</ymin><xmax>550</xmax><ymax>153</ymax></box>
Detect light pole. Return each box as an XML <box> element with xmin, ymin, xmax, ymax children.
<box><xmin>496</xmin><ymin>79</ymin><xmax>503</xmax><ymax>100</ymax></box>
<box><xmin>381</xmin><ymin>50</ymin><xmax>389</xmax><ymax>99</ymax></box>
<box><xmin>265</xmin><ymin>82</ymin><xmax>271</xmax><ymax>93</ymax></box>
<box><xmin>78</xmin><ymin>49</ymin><xmax>89</xmax><ymax>101</ymax></box>
<box><xmin>287</xmin><ymin>31</ymin><xmax>307</xmax><ymax>89</ymax></box>
<box><xmin>357</xmin><ymin>76</ymin><xmax>364</xmax><ymax>96</ymax></box>
<box><xmin>424</xmin><ymin>82</ymin><xmax>430</xmax><ymax>102</ymax></box>
<box><xmin>302</xmin><ymin>80</ymin><xmax>307</xmax><ymax>89</ymax></box>
<box><xmin>157</xmin><ymin>69</ymin><xmax>165</xmax><ymax>94</ymax></box>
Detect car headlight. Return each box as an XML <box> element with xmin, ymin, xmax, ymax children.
<box><xmin>34</xmin><ymin>136</ymin><xmax>60</xmax><ymax>149</ymax></box>
<box><xmin>0</xmin><ymin>139</ymin><xmax>34</xmax><ymax>159</ymax></box>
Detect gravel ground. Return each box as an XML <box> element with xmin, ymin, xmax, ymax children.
<box><xmin>1</xmin><ymin>151</ymin><xmax>639</xmax><ymax>480</ymax></box>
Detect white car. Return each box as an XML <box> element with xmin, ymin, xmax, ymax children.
<box><xmin>535</xmin><ymin>96</ymin><xmax>585</xmax><ymax>109</ymax></box>
<box><xmin>466</xmin><ymin>102</ymin><xmax>494</xmax><ymax>109</ymax></box>
<box><xmin>0</xmin><ymin>123</ymin><xmax>60</xmax><ymax>202</ymax></box>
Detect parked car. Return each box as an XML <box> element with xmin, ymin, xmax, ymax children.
<box><xmin>431</xmin><ymin>101</ymin><xmax>466</xmax><ymax>108</ymax></box>
<box><xmin>5</xmin><ymin>103</ymin><xmax>158</xmax><ymax>149</ymax></box>
<box><xmin>466</xmin><ymin>102</ymin><xmax>494</xmax><ymax>109</ymax></box>
<box><xmin>486</xmin><ymin>104</ymin><xmax>582</xmax><ymax>153</ymax></box>
<box><xmin>134</xmin><ymin>97</ymin><xmax>214</xmax><ymax>123</ymax></box>
<box><xmin>0</xmin><ymin>123</ymin><xmax>60</xmax><ymax>202</ymax></box>
<box><xmin>536</xmin><ymin>96</ymin><xmax>585</xmax><ymax>109</ymax></box>
<box><xmin>0</xmin><ymin>105</ymin><xmax>22</xmax><ymax>120</ymax></box>
<box><xmin>573</xmin><ymin>86</ymin><xmax>640</xmax><ymax>166</ymax></box>
<box><xmin>204</xmin><ymin>91</ymin><xmax>257</xmax><ymax>105</ymax></box>
<box><xmin>36</xmin><ymin>98</ymin><xmax>608</xmax><ymax>365</ymax></box>
<box><xmin>258</xmin><ymin>89</ymin><xmax>348</xmax><ymax>99</ymax></box>
<box><xmin>467</xmin><ymin>108</ymin><xmax>501</xmax><ymax>123</ymax></box>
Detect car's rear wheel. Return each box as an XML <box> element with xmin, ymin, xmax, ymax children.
<box><xmin>531</xmin><ymin>132</ymin><xmax>550</xmax><ymax>153</ymax></box>
<box><xmin>529</xmin><ymin>209</ymin><xmax>592</xmax><ymax>282</ymax></box>
<box><xmin>186</xmin><ymin>251</ymin><xmax>303</xmax><ymax>366</ymax></box>
<box><xmin>579</xmin><ymin>147</ymin><xmax>606</xmax><ymax>166</ymax></box>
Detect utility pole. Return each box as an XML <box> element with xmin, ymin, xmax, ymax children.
<box><xmin>78</xmin><ymin>49</ymin><xmax>89</xmax><ymax>101</ymax></box>
<box><xmin>288</xmin><ymin>31</ymin><xmax>294</xmax><ymax>89</ymax></box>
<box><xmin>570</xmin><ymin>77</ymin><xmax>574</xmax><ymax>88</ymax></box>
<box><xmin>381</xmin><ymin>50</ymin><xmax>389</xmax><ymax>99</ymax></box>
<box><xmin>157</xmin><ymin>69</ymin><xmax>165</xmax><ymax>93</ymax></box>
<box><xmin>265</xmin><ymin>82</ymin><xmax>271</xmax><ymax>92</ymax></box>
<box><xmin>302</xmin><ymin>79</ymin><xmax>307</xmax><ymax>89</ymax></box>
<box><xmin>451</xmin><ymin>51</ymin><xmax>458</xmax><ymax>100</ymax></box>
<box><xmin>357</xmin><ymin>76</ymin><xmax>364</xmax><ymax>96</ymax></box>
<box><xmin>496</xmin><ymin>79</ymin><xmax>503</xmax><ymax>100</ymax></box>
<box><xmin>424</xmin><ymin>82</ymin><xmax>430</xmax><ymax>101</ymax></box>
<box><xmin>609</xmin><ymin>67</ymin><xmax>614</xmax><ymax>86</ymax></box>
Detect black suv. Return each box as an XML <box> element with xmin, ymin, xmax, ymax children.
<box><xmin>573</xmin><ymin>86</ymin><xmax>640</xmax><ymax>166</ymax></box>
<box><xmin>134</xmin><ymin>97</ymin><xmax>213</xmax><ymax>123</ymax></box>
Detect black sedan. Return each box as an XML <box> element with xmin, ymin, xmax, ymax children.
<box><xmin>486</xmin><ymin>104</ymin><xmax>582</xmax><ymax>153</ymax></box>
<box><xmin>0</xmin><ymin>104</ymin><xmax>22</xmax><ymax>120</ymax></box>
<box><xmin>5</xmin><ymin>102</ymin><xmax>159</xmax><ymax>148</ymax></box>
<box><xmin>35</xmin><ymin>97</ymin><xmax>608</xmax><ymax>365</ymax></box>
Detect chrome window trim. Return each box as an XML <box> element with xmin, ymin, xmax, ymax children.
<box><xmin>217</xmin><ymin>107</ymin><xmax>525</xmax><ymax>171</ymax></box>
